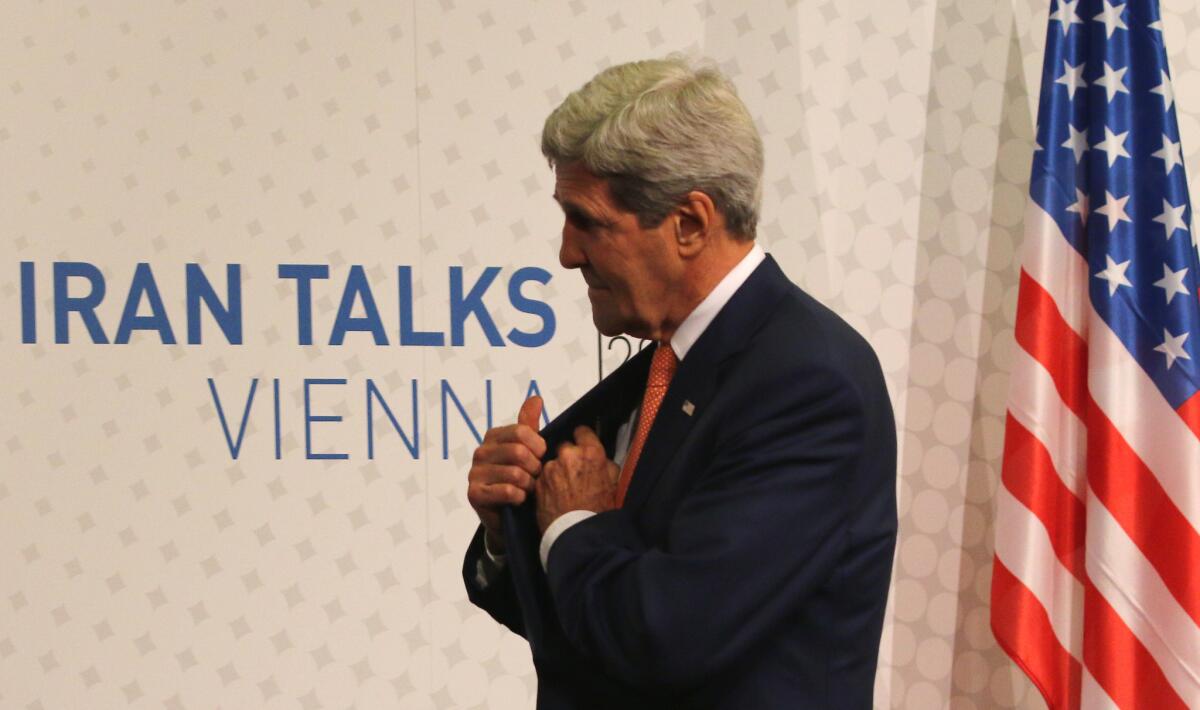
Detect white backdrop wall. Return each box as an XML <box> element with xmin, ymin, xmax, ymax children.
<box><xmin>4</xmin><ymin>1</ymin><xmax>1200</xmax><ymax>708</ymax></box>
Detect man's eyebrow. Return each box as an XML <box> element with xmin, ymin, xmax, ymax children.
<box><xmin>554</xmin><ymin>197</ymin><xmax>592</xmax><ymax>219</ymax></box>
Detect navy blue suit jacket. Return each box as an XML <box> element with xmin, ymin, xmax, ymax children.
<box><xmin>463</xmin><ymin>255</ymin><xmax>897</xmax><ymax>709</ymax></box>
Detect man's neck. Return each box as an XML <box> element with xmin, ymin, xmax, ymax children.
<box><xmin>656</xmin><ymin>239</ymin><xmax>757</xmax><ymax>345</ymax></box>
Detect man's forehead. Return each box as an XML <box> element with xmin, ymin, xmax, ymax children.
<box><xmin>553</xmin><ymin>163</ymin><xmax>607</xmax><ymax>200</ymax></box>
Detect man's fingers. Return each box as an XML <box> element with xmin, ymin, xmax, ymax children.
<box><xmin>469</xmin><ymin>481</ymin><xmax>527</xmax><ymax>507</ymax></box>
<box><xmin>573</xmin><ymin>425</ymin><xmax>603</xmax><ymax>450</ymax></box>
<box><xmin>514</xmin><ymin>425</ymin><xmax>547</xmax><ymax>459</ymax></box>
<box><xmin>538</xmin><ymin>460</ymin><xmax>558</xmax><ymax>490</ymax></box>
<box><xmin>489</xmin><ymin>423</ymin><xmax>547</xmax><ymax>459</ymax></box>
<box><xmin>471</xmin><ymin>463</ymin><xmax>534</xmax><ymax>491</ymax></box>
<box><xmin>472</xmin><ymin>442</ymin><xmax>542</xmax><ymax>475</ymax></box>
<box><xmin>556</xmin><ymin>439</ymin><xmax>580</xmax><ymax>462</ymax></box>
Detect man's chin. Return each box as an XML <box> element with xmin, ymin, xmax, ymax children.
<box><xmin>592</xmin><ymin>317</ymin><xmax>650</xmax><ymax>341</ymax></box>
<box><xmin>590</xmin><ymin>311</ymin><xmax>628</xmax><ymax>338</ymax></box>
<box><xmin>593</xmin><ymin>320</ymin><xmax>625</xmax><ymax>338</ymax></box>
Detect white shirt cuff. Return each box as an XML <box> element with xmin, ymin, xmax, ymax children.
<box><xmin>539</xmin><ymin>510</ymin><xmax>597</xmax><ymax>571</ymax></box>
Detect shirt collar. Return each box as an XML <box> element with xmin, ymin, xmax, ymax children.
<box><xmin>667</xmin><ymin>243</ymin><xmax>766</xmax><ymax>361</ymax></box>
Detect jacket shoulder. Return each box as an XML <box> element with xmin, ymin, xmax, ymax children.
<box><xmin>746</xmin><ymin>278</ymin><xmax>886</xmax><ymax>390</ymax></box>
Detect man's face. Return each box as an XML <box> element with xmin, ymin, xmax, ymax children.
<box><xmin>553</xmin><ymin>162</ymin><xmax>679</xmax><ymax>340</ymax></box>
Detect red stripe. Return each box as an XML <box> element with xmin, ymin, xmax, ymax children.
<box><xmin>1086</xmin><ymin>405</ymin><xmax>1200</xmax><ymax>626</ymax></box>
<box><xmin>1000</xmin><ymin>414</ymin><xmax>1086</xmax><ymax>580</ymax></box>
<box><xmin>1083</xmin><ymin>583</ymin><xmax>1189</xmax><ymax>710</ymax></box>
<box><xmin>1177</xmin><ymin>390</ymin><xmax>1200</xmax><ymax>440</ymax></box>
<box><xmin>991</xmin><ymin>559</ymin><xmax>1082</xmax><ymax>710</ymax></box>
<box><xmin>1014</xmin><ymin>270</ymin><xmax>1087</xmax><ymax>418</ymax></box>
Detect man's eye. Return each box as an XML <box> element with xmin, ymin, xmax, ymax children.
<box><xmin>569</xmin><ymin>212</ymin><xmax>595</xmax><ymax>230</ymax></box>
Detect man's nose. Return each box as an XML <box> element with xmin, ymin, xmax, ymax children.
<box><xmin>559</xmin><ymin>224</ymin><xmax>586</xmax><ymax>269</ymax></box>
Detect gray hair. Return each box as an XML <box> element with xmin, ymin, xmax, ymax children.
<box><xmin>541</xmin><ymin>55</ymin><xmax>764</xmax><ymax>240</ymax></box>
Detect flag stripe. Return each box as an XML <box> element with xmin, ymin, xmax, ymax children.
<box><xmin>1085</xmin><ymin>499</ymin><xmax>1200</xmax><ymax>702</ymax></box>
<box><xmin>1000</xmin><ymin>414</ymin><xmax>1086</xmax><ymax>580</ymax></box>
<box><xmin>993</xmin><ymin>487</ymin><xmax>1084</xmax><ymax>659</ymax></box>
<box><xmin>1081</xmin><ymin>668</ymin><xmax>1122</xmax><ymax>710</ymax></box>
<box><xmin>991</xmin><ymin>558</ymin><xmax>1083</xmax><ymax>709</ymax></box>
<box><xmin>1020</xmin><ymin>200</ymin><xmax>1090</xmax><ymax>335</ymax></box>
<box><xmin>1086</xmin><ymin>401</ymin><xmax>1200</xmax><ymax>626</ymax></box>
<box><xmin>1083</xmin><ymin>584</ymin><xmax>1191</xmax><ymax>710</ymax></box>
<box><xmin>1178</xmin><ymin>391</ymin><xmax>1200</xmax><ymax>439</ymax></box>
<box><xmin>1008</xmin><ymin>339</ymin><xmax>1087</xmax><ymax>499</ymax></box>
<box><xmin>1014</xmin><ymin>269</ymin><xmax>1088</xmax><ymax>419</ymax></box>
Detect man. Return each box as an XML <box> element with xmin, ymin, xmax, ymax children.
<box><xmin>461</xmin><ymin>56</ymin><xmax>897</xmax><ymax>709</ymax></box>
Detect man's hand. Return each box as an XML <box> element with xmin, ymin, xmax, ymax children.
<box><xmin>467</xmin><ymin>396</ymin><xmax>547</xmax><ymax>553</ymax></box>
<box><xmin>536</xmin><ymin>426</ymin><xmax>620</xmax><ymax>534</ymax></box>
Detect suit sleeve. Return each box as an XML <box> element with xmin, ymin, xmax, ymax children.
<box><xmin>543</xmin><ymin>363</ymin><xmax>865</xmax><ymax>689</ymax></box>
<box><xmin>462</xmin><ymin>524</ymin><xmax>526</xmax><ymax>639</ymax></box>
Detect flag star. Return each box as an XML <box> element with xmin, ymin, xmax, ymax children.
<box><xmin>1056</xmin><ymin>61</ymin><xmax>1088</xmax><ymax>100</ymax></box>
<box><xmin>1062</xmin><ymin>124</ymin><xmax>1089</xmax><ymax>161</ymax></box>
<box><xmin>1152</xmin><ymin>134</ymin><xmax>1184</xmax><ymax>173</ymax></box>
<box><xmin>1049</xmin><ymin>0</ymin><xmax>1084</xmax><ymax>35</ymax></box>
<box><xmin>1093</xmin><ymin>1</ymin><xmax>1128</xmax><ymax>39</ymax></box>
<box><xmin>1149</xmin><ymin>19</ymin><xmax>1163</xmax><ymax>31</ymax></box>
<box><xmin>1066</xmin><ymin>187</ymin><xmax>1089</xmax><ymax>225</ymax></box>
<box><xmin>1151</xmin><ymin>70</ymin><xmax>1175</xmax><ymax>110</ymax></box>
<box><xmin>1154</xmin><ymin>329</ymin><xmax>1192</xmax><ymax>369</ymax></box>
<box><xmin>1093</xmin><ymin>126</ymin><xmax>1130</xmax><ymax>166</ymax></box>
<box><xmin>1095</xmin><ymin>255</ymin><xmax>1133</xmax><ymax>296</ymax></box>
<box><xmin>1153</xmin><ymin>199</ymin><xmax>1189</xmax><ymax>238</ymax></box>
<box><xmin>1095</xmin><ymin>191</ymin><xmax>1132</xmax><ymax>231</ymax></box>
<box><xmin>1154</xmin><ymin>264</ymin><xmax>1190</xmax><ymax>304</ymax></box>
<box><xmin>1094</xmin><ymin>62</ymin><xmax>1130</xmax><ymax>103</ymax></box>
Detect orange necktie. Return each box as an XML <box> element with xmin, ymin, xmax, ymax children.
<box><xmin>615</xmin><ymin>342</ymin><xmax>678</xmax><ymax>507</ymax></box>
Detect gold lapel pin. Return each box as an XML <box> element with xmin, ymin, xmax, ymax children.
<box><xmin>682</xmin><ymin>400</ymin><xmax>695</xmax><ymax>416</ymax></box>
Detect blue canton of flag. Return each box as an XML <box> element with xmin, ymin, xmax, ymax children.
<box><xmin>1031</xmin><ymin>0</ymin><xmax>1200</xmax><ymax>407</ymax></box>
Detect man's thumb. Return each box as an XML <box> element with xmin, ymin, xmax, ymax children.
<box><xmin>517</xmin><ymin>395</ymin><xmax>543</xmax><ymax>430</ymax></box>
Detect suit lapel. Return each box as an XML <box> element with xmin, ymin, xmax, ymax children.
<box><xmin>620</xmin><ymin>254</ymin><xmax>794</xmax><ymax>513</ymax></box>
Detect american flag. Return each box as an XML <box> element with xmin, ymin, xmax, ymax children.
<box><xmin>990</xmin><ymin>1</ymin><xmax>1200</xmax><ymax>708</ymax></box>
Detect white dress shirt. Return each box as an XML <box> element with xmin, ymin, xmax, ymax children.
<box><xmin>475</xmin><ymin>244</ymin><xmax>766</xmax><ymax>586</ymax></box>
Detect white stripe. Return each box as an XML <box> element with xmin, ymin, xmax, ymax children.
<box><xmin>1085</xmin><ymin>496</ymin><xmax>1200</xmax><ymax>703</ymax></box>
<box><xmin>1022</xmin><ymin>201</ymin><xmax>1089</xmax><ymax>335</ymax></box>
<box><xmin>1008</xmin><ymin>344</ymin><xmax>1088</xmax><ymax>499</ymax></box>
<box><xmin>994</xmin><ymin>486</ymin><xmax>1084</xmax><ymax>658</ymax></box>
<box><xmin>1023</xmin><ymin>200</ymin><xmax>1200</xmax><ymax>530</ymax></box>
<box><xmin>1087</xmin><ymin>309</ymin><xmax>1200</xmax><ymax>531</ymax></box>
<box><xmin>1081</xmin><ymin>668</ymin><xmax>1121</xmax><ymax>710</ymax></box>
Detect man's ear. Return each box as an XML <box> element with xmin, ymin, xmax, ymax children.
<box><xmin>675</xmin><ymin>190</ymin><xmax>718</xmax><ymax>258</ymax></box>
